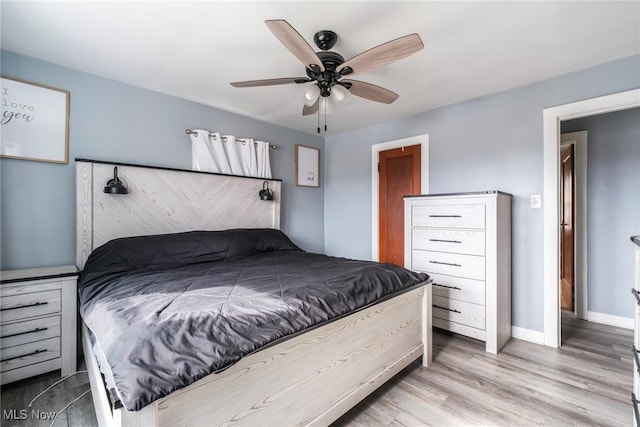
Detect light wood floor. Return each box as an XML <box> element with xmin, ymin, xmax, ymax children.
<box><xmin>334</xmin><ymin>313</ymin><xmax>633</xmax><ymax>426</ymax></box>
<box><xmin>1</xmin><ymin>314</ymin><xmax>632</xmax><ymax>426</ymax></box>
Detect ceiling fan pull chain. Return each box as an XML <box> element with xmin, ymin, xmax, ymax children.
<box><xmin>317</xmin><ymin>108</ymin><xmax>320</xmax><ymax>134</ymax></box>
<box><xmin>324</xmin><ymin>101</ymin><xmax>327</xmax><ymax>132</ymax></box>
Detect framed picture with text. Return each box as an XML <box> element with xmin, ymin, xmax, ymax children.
<box><xmin>1</xmin><ymin>75</ymin><xmax>70</xmax><ymax>164</ymax></box>
<box><xmin>295</xmin><ymin>144</ymin><xmax>320</xmax><ymax>188</ymax></box>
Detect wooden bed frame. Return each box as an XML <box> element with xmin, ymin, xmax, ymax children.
<box><xmin>75</xmin><ymin>159</ymin><xmax>432</xmax><ymax>427</ymax></box>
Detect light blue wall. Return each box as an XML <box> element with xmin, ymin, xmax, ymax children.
<box><xmin>0</xmin><ymin>50</ymin><xmax>325</xmax><ymax>270</ymax></box>
<box><xmin>562</xmin><ymin>108</ymin><xmax>640</xmax><ymax>318</ymax></box>
<box><xmin>324</xmin><ymin>54</ymin><xmax>640</xmax><ymax>332</ymax></box>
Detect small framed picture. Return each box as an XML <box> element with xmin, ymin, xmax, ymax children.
<box><xmin>1</xmin><ymin>75</ymin><xmax>70</xmax><ymax>164</ymax></box>
<box><xmin>295</xmin><ymin>144</ymin><xmax>320</xmax><ymax>188</ymax></box>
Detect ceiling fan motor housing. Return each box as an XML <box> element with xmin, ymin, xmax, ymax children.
<box><xmin>304</xmin><ymin>30</ymin><xmax>354</xmax><ymax>97</ymax></box>
<box><xmin>306</xmin><ymin>49</ymin><xmax>351</xmax><ymax>96</ymax></box>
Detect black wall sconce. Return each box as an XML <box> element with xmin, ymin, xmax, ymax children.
<box><xmin>104</xmin><ymin>166</ymin><xmax>128</xmax><ymax>194</ymax></box>
<box><xmin>259</xmin><ymin>180</ymin><xmax>273</xmax><ymax>201</ymax></box>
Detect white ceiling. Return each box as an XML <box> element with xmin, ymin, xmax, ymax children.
<box><xmin>2</xmin><ymin>1</ymin><xmax>639</xmax><ymax>137</ymax></box>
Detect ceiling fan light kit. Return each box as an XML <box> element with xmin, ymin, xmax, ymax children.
<box><xmin>303</xmin><ymin>81</ymin><xmax>350</xmax><ymax>111</ymax></box>
<box><xmin>230</xmin><ymin>19</ymin><xmax>424</xmax><ymax>133</ymax></box>
<box><xmin>330</xmin><ymin>84</ymin><xmax>350</xmax><ymax>104</ymax></box>
<box><xmin>303</xmin><ymin>83</ymin><xmax>321</xmax><ymax>106</ymax></box>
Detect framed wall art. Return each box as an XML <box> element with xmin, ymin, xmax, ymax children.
<box><xmin>295</xmin><ymin>144</ymin><xmax>320</xmax><ymax>188</ymax></box>
<box><xmin>1</xmin><ymin>76</ymin><xmax>70</xmax><ymax>164</ymax></box>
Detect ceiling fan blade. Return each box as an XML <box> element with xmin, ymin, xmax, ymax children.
<box><xmin>341</xmin><ymin>79</ymin><xmax>399</xmax><ymax>104</ymax></box>
<box><xmin>303</xmin><ymin>98</ymin><xmax>319</xmax><ymax>116</ymax></box>
<box><xmin>337</xmin><ymin>34</ymin><xmax>424</xmax><ymax>75</ymax></box>
<box><xmin>231</xmin><ymin>77</ymin><xmax>309</xmax><ymax>88</ymax></box>
<box><xmin>265</xmin><ymin>20</ymin><xmax>325</xmax><ymax>71</ymax></box>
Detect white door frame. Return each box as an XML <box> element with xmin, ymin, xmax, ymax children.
<box><xmin>371</xmin><ymin>134</ymin><xmax>429</xmax><ymax>261</ymax></box>
<box><xmin>543</xmin><ymin>89</ymin><xmax>640</xmax><ymax>348</ymax></box>
<box><xmin>560</xmin><ymin>131</ymin><xmax>588</xmax><ymax>321</ymax></box>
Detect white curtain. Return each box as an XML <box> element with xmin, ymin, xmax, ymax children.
<box><xmin>190</xmin><ymin>130</ymin><xmax>272</xmax><ymax>178</ymax></box>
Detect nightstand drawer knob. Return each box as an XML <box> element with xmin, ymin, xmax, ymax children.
<box><xmin>0</xmin><ymin>301</ymin><xmax>48</xmax><ymax>312</ymax></box>
<box><xmin>0</xmin><ymin>327</ymin><xmax>48</xmax><ymax>340</ymax></box>
<box><xmin>1</xmin><ymin>348</ymin><xmax>46</xmax><ymax>363</ymax></box>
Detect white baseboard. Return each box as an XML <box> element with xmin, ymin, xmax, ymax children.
<box><xmin>587</xmin><ymin>311</ymin><xmax>633</xmax><ymax>329</ymax></box>
<box><xmin>510</xmin><ymin>313</ymin><xmax>632</xmax><ymax>348</ymax></box>
<box><xmin>511</xmin><ymin>326</ymin><xmax>545</xmax><ymax>345</ymax></box>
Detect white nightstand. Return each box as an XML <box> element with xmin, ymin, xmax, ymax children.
<box><xmin>0</xmin><ymin>265</ymin><xmax>77</xmax><ymax>384</ymax></box>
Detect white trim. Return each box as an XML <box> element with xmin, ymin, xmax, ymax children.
<box><xmin>587</xmin><ymin>311</ymin><xmax>634</xmax><ymax>330</ymax></box>
<box><xmin>511</xmin><ymin>326</ymin><xmax>545</xmax><ymax>345</ymax></box>
<box><xmin>560</xmin><ymin>131</ymin><xmax>588</xmax><ymax>320</ymax></box>
<box><xmin>543</xmin><ymin>89</ymin><xmax>640</xmax><ymax>348</ymax></box>
<box><xmin>371</xmin><ymin>134</ymin><xmax>429</xmax><ymax>261</ymax></box>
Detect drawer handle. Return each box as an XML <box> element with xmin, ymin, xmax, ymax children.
<box><xmin>433</xmin><ymin>283</ymin><xmax>461</xmax><ymax>290</ymax></box>
<box><xmin>633</xmin><ymin>346</ymin><xmax>640</xmax><ymax>374</ymax></box>
<box><xmin>1</xmin><ymin>348</ymin><xmax>47</xmax><ymax>363</ymax></box>
<box><xmin>429</xmin><ymin>238</ymin><xmax>462</xmax><ymax>244</ymax></box>
<box><xmin>633</xmin><ymin>393</ymin><xmax>640</xmax><ymax>427</ymax></box>
<box><xmin>0</xmin><ymin>327</ymin><xmax>48</xmax><ymax>340</ymax></box>
<box><xmin>633</xmin><ymin>289</ymin><xmax>640</xmax><ymax>305</ymax></box>
<box><xmin>433</xmin><ymin>304</ymin><xmax>461</xmax><ymax>314</ymax></box>
<box><xmin>0</xmin><ymin>301</ymin><xmax>49</xmax><ymax>312</ymax></box>
<box><xmin>429</xmin><ymin>260</ymin><xmax>461</xmax><ymax>267</ymax></box>
<box><xmin>428</xmin><ymin>215</ymin><xmax>461</xmax><ymax>218</ymax></box>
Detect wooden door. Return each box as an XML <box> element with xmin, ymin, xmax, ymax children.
<box><xmin>379</xmin><ymin>145</ymin><xmax>421</xmax><ymax>266</ymax></box>
<box><xmin>561</xmin><ymin>144</ymin><xmax>575</xmax><ymax>311</ymax></box>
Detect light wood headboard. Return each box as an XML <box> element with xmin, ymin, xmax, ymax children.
<box><xmin>75</xmin><ymin>159</ymin><xmax>282</xmax><ymax>269</ymax></box>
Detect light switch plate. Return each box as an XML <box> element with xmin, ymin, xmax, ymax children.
<box><xmin>531</xmin><ymin>194</ymin><xmax>542</xmax><ymax>209</ymax></box>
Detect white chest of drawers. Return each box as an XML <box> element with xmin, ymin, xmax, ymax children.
<box><xmin>0</xmin><ymin>265</ymin><xmax>77</xmax><ymax>384</ymax></box>
<box><xmin>404</xmin><ymin>192</ymin><xmax>512</xmax><ymax>354</ymax></box>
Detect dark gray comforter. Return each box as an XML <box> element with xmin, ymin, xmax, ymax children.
<box><xmin>78</xmin><ymin>229</ymin><xmax>428</xmax><ymax>411</ymax></box>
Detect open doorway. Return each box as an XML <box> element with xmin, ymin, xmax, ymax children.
<box><xmin>559</xmin><ymin>110</ymin><xmax>639</xmax><ymax>347</ymax></box>
<box><xmin>543</xmin><ymin>89</ymin><xmax>640</xmax><ymax>348</ymax></box>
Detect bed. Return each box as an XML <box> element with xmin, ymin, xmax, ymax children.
<box><xmin>76</xmin><ymin>159</ymin><xmax>432</xmax><ymax>427</ymax></box>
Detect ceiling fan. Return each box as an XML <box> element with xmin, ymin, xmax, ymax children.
<box><xmin>231</xmin><ymin>20</ymin><xmax>424</xmax><ymax>132</ymax></box>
